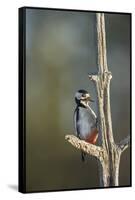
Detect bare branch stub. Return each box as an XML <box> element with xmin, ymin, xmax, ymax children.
<box><xmin>118</xmin><ymin>135</ymin><xmax>130</xmax><ymax>152</ymax></box>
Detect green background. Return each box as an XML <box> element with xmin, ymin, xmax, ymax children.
<box><xmin>25</xmin><ymin>8</ymin><xmax>131</xmax><ymax>192</ymax></box>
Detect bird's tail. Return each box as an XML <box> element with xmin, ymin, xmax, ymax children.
<box><xmin>81</xmin><ymin>151</ymin><xmax>86</xmax><ymax>162</ymax></box>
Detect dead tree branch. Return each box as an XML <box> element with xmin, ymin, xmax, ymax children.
<box><xmin>65</xmin><ymin>13</ymin><xmax>130</xmax><ymax>187</ymax></box>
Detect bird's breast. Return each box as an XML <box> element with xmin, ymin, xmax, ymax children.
<box><xmin>75</xmin><ymin>107</ymin><xmax>96</xmax><ymax>140</ymax></box>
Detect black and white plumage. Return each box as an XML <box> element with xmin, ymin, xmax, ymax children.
<box><xmin>74</xmin><ymin>89</ymin><xmax>98</xmax><ymax>161</ymax></box>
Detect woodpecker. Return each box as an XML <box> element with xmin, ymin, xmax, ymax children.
<box><xmin>74</xmin><ymin>89</ymin><xmax>98</xmax><ymax>162</ymax></box>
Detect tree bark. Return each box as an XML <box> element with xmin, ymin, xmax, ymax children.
<box><xmin>65</xmin><ymin>13</ymin><xmax>130</xmax><ymax>187</ymax></box>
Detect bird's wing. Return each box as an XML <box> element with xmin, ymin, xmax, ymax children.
<box><xmin>74</xmin><ymin>107</ymin><xmax>80</xmax><ymax>137</ymax></box>
<box><xmin>73</xmin><ymin>109</ymin><xmax>77</xmax><ymax>135</ymax></box>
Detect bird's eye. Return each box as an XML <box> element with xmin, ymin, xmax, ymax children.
<box><xmin>82</xmin><ymin>94</ymin><xmax>86</xmax><ymax>97</ymax></box>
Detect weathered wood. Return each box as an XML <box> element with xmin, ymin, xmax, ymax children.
<box><xmin>118</xmin><ymin>135</ymin><xmax>130</xmax><ymax>152</ymax></box>
<box><xmin>65</xmin><ymin>135</ymin><xmax>106</xmax><ymax>161</ymax></box>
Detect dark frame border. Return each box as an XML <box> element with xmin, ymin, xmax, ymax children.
<box><xmin>19</xmin><ymin>6</ymin><xmax>132</xmax><ymax>193</ymax></box>
<box><xmin>19</xmin><ymin>7</ymin><xmax>26</xmax><ymax>193</ymax></box>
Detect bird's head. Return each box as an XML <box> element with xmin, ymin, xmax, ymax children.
<box><xmin>75</xmin><ymin>89</ymin><xmax>94</xmax><ymax>107</ymax></box>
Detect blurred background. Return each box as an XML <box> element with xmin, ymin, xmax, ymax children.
<box><xmin>25</xmin><ymin>8</ymin><xmax>131</xmax><ymax>192</ymax></box>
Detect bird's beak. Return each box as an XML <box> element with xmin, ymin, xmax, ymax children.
<box><xmin>90</xmin><ymin>99</ymin><xmax>94</xmax><ymax>102</ymax></box>
<box><xmin>86</xmin><ymin>94</ymin><xmax>94</xmax><ymax>102</ymax></box>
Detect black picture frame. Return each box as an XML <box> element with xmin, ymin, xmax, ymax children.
<box><xmin>19</xmin><ymin>6</ymin><xmax>132</xmax><ymax>193</ymax></box>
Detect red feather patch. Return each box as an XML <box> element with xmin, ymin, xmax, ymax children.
<box><xmin>85</xmin><ymin>128</ymin><xmax>98</xmax><ymax>144</ymax></box>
